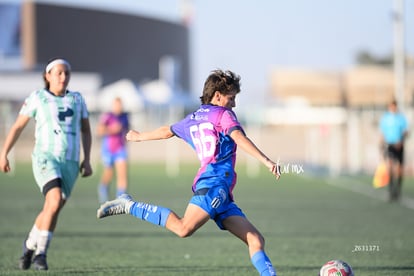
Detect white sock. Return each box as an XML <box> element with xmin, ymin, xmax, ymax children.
<box><xmin>26</xmin><ymin>225</ymin><xmax>40</xmax><ymax>251</ymax></box>
<box><xmin>35</xmin><ymin>230</ymin><xmax>53</xmax><ymax>256</ymax></box>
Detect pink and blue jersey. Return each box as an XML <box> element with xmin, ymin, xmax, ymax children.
<box><xmin>171</xmin><ymin>104</ymin><xmax>244</xmax><ymax>197</ymax></box>
<box><xmin>100</xmin><ymin>112</ymin><xmax>129</xmax><ymax>154</ymax></box>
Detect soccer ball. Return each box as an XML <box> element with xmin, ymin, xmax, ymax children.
<box><xmin>319</xmin><ymin>259</ymin><xmax>354</xmax><ymax>276</ymax></box>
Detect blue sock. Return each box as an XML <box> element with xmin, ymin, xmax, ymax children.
<box><xmin>116</xmin><ymin>188</ymin><xmax>126</xmax><ymax>198</ymax></box>
<box><xmin>251</xmin><ymin>250</ymin><xmax>277</xmax><ymax>276</ymax></box>
<box><xmin>98</xmin><ymin>184</ymin><xmax>109</xmax><ymax>203</ymax></box>
<box><xmin>129</xmin><ymin>202</ymin><xmax>171</xmax><ymax>227</ymax></box>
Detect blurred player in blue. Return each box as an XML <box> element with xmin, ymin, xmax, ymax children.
<box><xmin>379</xmin><ymin>99</ymin><xmax>408</xmax><ymax>201</ymax></box>
<box><xmin>0</xmin><ymin>58</ymin><xmax>92</xmax><ymax>270</ymax></box>
<box><xmin>97</xmin><ymin>97</ymin><xmax>130</xmax><ymax>203</ymax></box>
<box><xmin>97</xmin><ymin>69</ymin><xmax>280</xmax><ymax>275</ymax></box>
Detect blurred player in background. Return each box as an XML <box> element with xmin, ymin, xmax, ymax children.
<box><xmin>97</xmin><ymin>97</ymin><xmax>130</xmax><ymax>203</ymax></box>
<box><xmin>379</xmin><ymin>99</ymin><xmax>408</xmax><ymax>201</ymax></box>
<box><xmin>97</xmin><ymin>69</ymin><xmax>280</xmax><ymax>276</ymax></box>
<box><xmin>0</xmin><ymin>58</ymin><xmax>92</xmax><ymax>270</ymax></box>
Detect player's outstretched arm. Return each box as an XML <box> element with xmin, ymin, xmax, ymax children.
<box><xmin>230</xmin><ymin>129</ymin><xmax>280</xmax><ymax>179</ymax></box>
<box><xmin>126</xmin><ymin>126</ymin><xmax>174</xmax><ymax>142</ymax></box>
<box><xmin>0</xmin><ymin>115</ymin><xmax>30</xmax><ymax>173</ymax></box>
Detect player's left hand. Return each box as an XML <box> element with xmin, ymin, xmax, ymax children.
<box><xmin>265</xmin><ymin>159</ymin><xmax>280</xmax><ymax>180</ymax></box>
<box><xmin>80</xmin><ymin>160</ymin><xmax>92</xmax><ymax>177</ymax></box>
<box><xmin>270</xmin><ymin>163</ymin><xmax>281</xmax><ymax>180</ymax></box>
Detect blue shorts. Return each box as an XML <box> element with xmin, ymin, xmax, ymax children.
<box><xmin>101</xmin><ymin>147</ymin><xmax>127</xmax><ymax>167</ymax></box>
<box><xmin>190</xmin><ymin>185</ymin><xmax>246</xmax><ymax>230</ymax></box>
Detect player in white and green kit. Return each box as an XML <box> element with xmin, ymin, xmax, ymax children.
<box><xmin>0</xmin><ymin>58</ymin><xmax>93</xmax><ymax>270</ymax></box>
<box><xmin>22</xmin><ymin>78</ymin><xmax>89</xmax><ymax>197</ymax></box>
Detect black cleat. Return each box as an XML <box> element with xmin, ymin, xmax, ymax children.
<box><xmin>33</xmin><ymin>254</ymin><xmax>48</xmax><ymax>270</ymax></box>
<box><xmin>18</xmin><ymin>240</ymin><xmax>34</xmax><ymax>270</ymax></box>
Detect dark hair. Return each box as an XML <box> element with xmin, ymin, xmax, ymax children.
<box><xmin>200</xmin><ymin>69</ymin><xmax>241</xmax><ymax>104</ymax></box>
<box><xmin>43</xmin><ymin>72</ymin><xmax>49</xmax><ymax>90</ymax></box>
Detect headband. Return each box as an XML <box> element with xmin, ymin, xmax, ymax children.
<box><xmin>45</xmin><ymin>59</ymin><xmax>71</xmax><ymax>73</ymax></box>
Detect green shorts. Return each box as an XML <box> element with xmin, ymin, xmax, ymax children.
<box><xmin>32</xmin><ymin>153</ymin><xmax>79</xmax><ymax>199</ymax></box>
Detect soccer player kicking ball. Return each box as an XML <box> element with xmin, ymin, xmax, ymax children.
<box><xmin>97</xmin><ymin>70</ymin><xmax>280</xmax><ymax>276</ymax></box>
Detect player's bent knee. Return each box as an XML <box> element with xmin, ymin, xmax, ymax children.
<box><xmin>176</xmin><ymin>232</ymin><xmax>190</xmax><ymax>238</ymax></box>
<box><xmin>174</xmin><ymin>225</ymin><xmax>197</xmax><ymax>238</ymax></box>
<box><xmin>176</xmin><ymin>229</ymin><xmax>194</xmax><ymax>238</ymax></box>
<box><xmin>247</xmin><ymin>232</ymin><xmax>265</xmax><ymax>249</ymax></box>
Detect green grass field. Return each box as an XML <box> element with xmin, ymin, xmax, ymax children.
<box><xmin>1</xmin><ymin>162</ymin><xmax>414</xmax><ymax>275</ymax></box>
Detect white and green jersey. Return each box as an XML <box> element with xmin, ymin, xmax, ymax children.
<box><xmin>20</xmin><ymin>89</ymin><xmax>89</xmax><ymax>161</ymax></box>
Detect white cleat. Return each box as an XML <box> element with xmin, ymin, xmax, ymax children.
<box><xmin>97</xmin><ymin>194</ymin><xmax>134</xmax><ymax>219</ymax></box>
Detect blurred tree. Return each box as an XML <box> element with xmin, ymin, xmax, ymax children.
<box><xmin>355</xmin><ymin>50</ymin><xmax>392</xmax><ymax>66</ymax></box>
